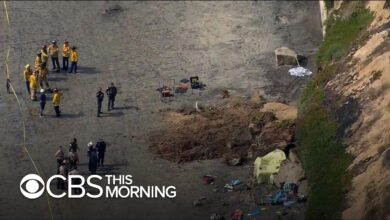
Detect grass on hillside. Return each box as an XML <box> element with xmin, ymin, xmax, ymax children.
<box><xmin>297</xmin><ymin>4</ymin><xmax>373</xmax><ymax>220</ymax></box>
<box><xmin>297</xmin><ymin>65</ymin><xmax>353</xmax><ymax>219</ymax></box>
<box><xmin>317</xmin><ymin>5</ymin><xmax>374</xmax><ymax>67</ymax></box>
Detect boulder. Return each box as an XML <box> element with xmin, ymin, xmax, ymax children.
<box><xmin>275</xmin><ymin>47</ymin><xmax>298</xmax><ymax>66</ymax></box>
<box><xmin>298</xmin><ymin>179</ymin><xmax>308</xmax><ymax>195</ymax></box>
<box><xmin>288</xmin><ymin>149</ymin><xmax>300</xmax><ymax>163</ymax></box>
<box><xmin>274</xmin><ymin>159</ymin><xmax>305</xmax><ymax>188</ymax></box>
<box><xmin>260</xmin><ymin>102</ymin><xmax>298</xmax><ymax>121</ymax></box>
<box><xmin>250</xmin><ymin>94</ymin><xmax>266</xmax><ymax>108</ymax></box>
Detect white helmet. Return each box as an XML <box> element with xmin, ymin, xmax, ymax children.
<box><xmin>40</xmin><ymin>89</ymin><xmax>45</xmax><ymax>93</ymax></box>
<box><xmin>87</xmin><ymin>141</ymin><xmax>93</xmax><ymax>147</ymax></box>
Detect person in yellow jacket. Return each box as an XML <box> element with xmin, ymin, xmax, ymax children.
<box><xmin>41</xmin><ymin>45</ymin><xmax>49</xmax><ymax>67</ymax></box>
<box><xmin>52</xmin><ymin>88</ymin><xmax>63</xmax><ymax>117</ymax></box>
<box><xmin>39</xmin><ymin>63</ymin><xmax>50</xmax><ymax>89</ymax></box>
<box><xmin>35</xmin><ymin>52</ymin><xmax>42</xmax><ymax>71</ymax></box>
<box><xmin>48</xmin><ymin>40</ymin><xmax>60</xmax><ymax>72</ymax></box>
<box><xmin>62</xmin><ymin>40</ymin><xmax>71</xmax><ymax>71</ymax></box>
<box><xmin>23</xmin><ymin>64</ymin><xmax>32</xmax><ymax>95</ymax></box>
<box><xmin>29</xmin><ymin>71</ymin><xmax>39</xmax><ymax>101</ymax></box>
<box><xmin>69</xmin><ymin>46</ymin><xmax>78</xmax><ymax>73</ymax></box>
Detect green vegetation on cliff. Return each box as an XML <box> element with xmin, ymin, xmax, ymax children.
<box><xmin>324</xmin><ymin>0</ymin><xmax>334</xmax><ymax>10</ymax></box>
<box><xmin>317</xmin><ymin>3</ymin><xmax>374</xmax><ymax>67</ymax></box>
<box><xmin>297</xmin><ymin>3</ymin><xmax>373</xmax><ymax>219</ymax></box>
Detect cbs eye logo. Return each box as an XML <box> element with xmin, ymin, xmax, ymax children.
<box><xmin>20</xmin><ymin>174</ymin><xmax>45</xmax><ymax>199</ymax></box>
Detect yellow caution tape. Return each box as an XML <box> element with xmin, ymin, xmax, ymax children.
<box><xmin>2</xmin><ymin>2</ymin><xmax>54</xmax><ymax>219</ymax></box>
<box><xmin>3</xmin><ymin>1</ymin><xmax>9</xmax><ymax>25</ymax></box>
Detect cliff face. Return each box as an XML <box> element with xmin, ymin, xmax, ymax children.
<box><xmin>297</xmin><ymin>1</ymin><xmax>389</xmax><ymax>219</ymax></box>
<box><xmin>325</xmin><ymin>2</ymin><xmax>390</xmax><ymax>219</ymax></box>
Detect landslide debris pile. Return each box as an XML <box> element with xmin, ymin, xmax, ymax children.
<box><xmin>149</xmin><ymin>100</ymin><xmax>296</xmax><ymax>163</ymax></box>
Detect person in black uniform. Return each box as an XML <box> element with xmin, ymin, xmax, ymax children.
<box><xmin>69</xmin><ymin>138</ymin><xmax>79</xmax><ymax>153</ymax></box>
<box><xmin>96</xmin><ymin>139</ymin><xmax>107</xmax><ymax>167</ymax></box>
<box><xmin>105</xmin><ymin>82</ymin><xmax>117</xmax><ymax>111</ymax></box>
<box><xmin>39</xmin><ymin>89</ymin><xmax>46</xmax><ymax>117</ymax></box>
<box><xmin>96</xmin><ymin>87</ymin><xmax>104</xmax><ymax>117</ymax></box>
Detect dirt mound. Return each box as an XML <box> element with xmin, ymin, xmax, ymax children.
<box><xmin>260</xmin><ymin>102</ymin><xmax>298</xmax><ymax>121</ymax></box>
<box><xmin>150</xmin><ymin>101</ymin><xmax>295</xmax><ymax>163</ymax></box>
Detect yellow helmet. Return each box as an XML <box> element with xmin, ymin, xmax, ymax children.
<box><xmin>25</xmin><ymin>64</ymin><xmax>30</xmax><ymax>69</ymax></box>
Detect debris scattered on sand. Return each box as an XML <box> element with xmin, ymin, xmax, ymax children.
<box><xmin>175</xmin><ymin>83</ymin><xmax>189</xmax><ymax>94</ymax></box>
<box><xmin>180</xmin><ymin>78</ymin><xmax>189</xmax><ymax>83</ymax></box>
<box><xmin>230</xmin><ymin>179</ymin><xmax>241</xmax><ymax>186</ymax></box>
<box><xmin>247</xmin><ymin>209</ymin><xmax>261</xmax><ymax>217</ymax></box>
<box><xmin>195</xmin><ymin>101</ymin><xmax>205</xmax><ymax>112</ymax></box>
<box><xmin>276</xmin><ymin>15</ymin><xmax>289</xmax><ymax>25</ymax></box>
<box><xmin>226</xmin><ymin>157</ymin><xmax>243</xmax><ymax>166</ymax></box>
<box><xmin>288</xmin><ymin>66</ymin><xmax>312</xmax><ymax>77</ymax></box>
<box><xmin>221</xmin><ymin>89</ymin><xmax>230</xmax><ymax>98</ymax></box>
<box><xmin>202</xmin><ymin>175</ymin><xmax>215</xmax><ymax>184</ymax></box>
<box><xmin>230</xmin><ymin>209</ymin><xmax>243</xmax><ymax>220</ymax></box>
<box><xmin>210</xmin><ymin>213</ymin><xmax>224</xmax><ymax>220</ymax></box>
<box><xmin>103</xmin><ymin>4</ymin><xmax>123</xmax><ymax>15</ymax></box>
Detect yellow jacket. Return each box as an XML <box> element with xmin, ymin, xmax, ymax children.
<box><xmin>70</xmin><ymin>50</ymin><xmax>78</xmax><ymax>62</ymax></box>
<box><xmin>29</xmin><ymin>75</ymin><xmax>38</xmax><ymax>89</ymax></box>
<box><xmin>52</xmin><ymin>93</ymin><xmax>62</xmax><ymax>106</ymax></box>
<box><xmin>41</xmin><ymin>50</ymin><xmax>49</xmax><ymax>62</ymax></box>
<box><xmin>48</xmin><ymin>45</ymin><xmax>59</xmax><ymax>57</ymax></box>
<box><xmin>23</xmin><ymin>68</ymin><xmax>32</xmax><ymax>81</ymax></box>
<box><xmin>62</xmin><ymin>44</ymin><xmax>70</xmax><ymax>57</ymax></box>
<box><xmin>35</xmin><ymin>56</ymin><xmax>42</xmax><ymax>70</ymax></box>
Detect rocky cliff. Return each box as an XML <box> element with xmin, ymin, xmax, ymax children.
<box><xmin>297</xmin><ymin>1</ymin><xmax>389</xmax><ymax>219</ymax></box>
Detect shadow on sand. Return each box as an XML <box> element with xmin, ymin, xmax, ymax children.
<box><xmin>45</xmin><ymin>112</ymin><xmax>85</xmax><ymax>119</ymax></box>
<box><xmin>77</xmin><ymin>163</ymin><xmax>127</xmax><ymax>176</ymax></box>
<box><xmin>99</xmin><ymin>111</ymin><xmax>124</xmax><ymax>117</ymax></box>
<box><xmin>77</xmin><ymin>66</ymin><xmax>100</xmax><ymax>74</ymax></box>
<box><xmin>114</xmin><ymin>105</ymin><xmax>140</xmax><ymax>111</ymax></box>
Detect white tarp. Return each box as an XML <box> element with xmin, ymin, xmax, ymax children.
<box><xmin>288</xmin><ymin>66</ymin><xmax>312</xmax><ymax>77</ymax></box>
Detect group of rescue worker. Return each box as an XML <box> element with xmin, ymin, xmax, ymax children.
<box><xmin>23</xmin><ymin>40</ymin><xmax>78</xmax><ymax>117</ymax></box>
<box><xmin>17</xmin><ymin>40</ymin><xmax>121</xmax><ymax>190</ymax></box>
<box><xmin>22</xmin><ymin>40</ymin><xmax>118</xmax><ymax>118</ymax></box>
<box><xmin>54</xmin><ymin>138</ymin><xmax>107</xmax><ymax>191</ymax></box>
